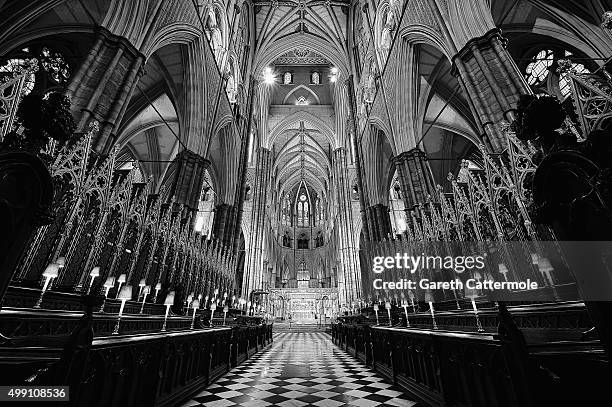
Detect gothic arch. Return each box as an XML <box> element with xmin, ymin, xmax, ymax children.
<box><xmin>266</xmin><ymin>111</ymin><xmax>337</xmax><ymax>149</ymax></box>
<box><xmin>282</xmin><ymin>85</ymin><xmax>322</xmax><ymax>105</ymax></box>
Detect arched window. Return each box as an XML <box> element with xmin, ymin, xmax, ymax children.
<box><xmin>311</xmin><ymin>71</ymin><xmax>320</xmax><ymax>85</ymax></box>
<box><xmin>297</xmin><ymin>194</ymin><xmax>309</xmax><ymax>226</ymax></box>
<box><xmin>525</xmin><ymin>49</ymin><xmax>554</xmax><ymax>86</ymax></box>
<box><xmin>284</xmin><ymin>71</ymin><xmax>292</xmax><ymax>84</ymax></box>
<box><xmin>523</xmin><ymin>49</ymin><xmax>591</xmax><ymax>100</ymax></box>
<box><xmin>0</xmin><ymin>45</ymin><xmax>72</xmax><ymax>95</ymax></box>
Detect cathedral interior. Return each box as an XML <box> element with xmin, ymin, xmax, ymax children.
<box><xmin>1</xmin><ymin>1</ymin><xmax>612</xmax><ymax>406</ymax></box>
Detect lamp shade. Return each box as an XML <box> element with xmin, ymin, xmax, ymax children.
<box><xmin>164</xmin><ymin>291</ymin><xmax>176</xmax><ymax>306</ymax></box>
<box><xmin>90</xmin><ymin>266</ymin><xmax>100</xmax><ymax>277</ymax></box>
<box><xmin>214</xmin><ymin>288</ymin><xmax>219</xmax><ymax>295</ymax></box>
<box><xmin>186</xmin><ymin>294</ymin><xmax>193</xmax><ymax>303</ymax></box>
<box><xmin>118</xmin><ymin>285</ymin><xmax>133</xmax><ymax>300</ymax></box>
<box><xmin>117</xmin><ymin>273</ymin><xmax>127</xmax><ymax>283</ymax></box>
<box><xmin>143</xmin><ymin>285</ymin><xmax>151</xmax><ymax>294</ymax></box>
<box><xmin>191</xmin><ymin>299</ymin><xmax>200</xmax><ymax>309</ymax></box>
<box><xmin>223</xmin><ymin>306</ymin><xmax>229</xmax><ymax>312</ymax></box>
<box><xmin>104</xmin><ymin>276</ymin><xmax>116</xmax><ymax>287</ymax></box>
<box><xmin>538</xmin><ymin>257</ymin><xmax>554</xmax><ymax>272</ymax></box>
<box><xmin>155</xmin><ymin>282</ymin><xmax>162</xmax><ymax>290</ymax></box>
<box><xmin>43</xmin><ymin>263</ymin><xmax>60</xmax><ymax>278</ymax></box>
<box><xmin>56</xmin><ymin>257</ymin><xmax>66</xmax><ymax>268</ymax></box>
<box><xmin>373</xmin><ymin>304</ymin><xmax>379</xmax><ymax>311</ymax></box>
<box><xmin>138</xmin><ymin>278</ymin><xmax>146</xmax><ymax>287</ymax></box>
<box><xmin>498</xmin><ymin>263</ymin><xmax>508</xmax><ymax>274</ymax></box>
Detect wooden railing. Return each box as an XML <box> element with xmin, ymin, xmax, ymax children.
<box><xmin>332</xmin><ymin>306</ymin><xmax>608</xmax><ymax>407</ymax></box>
<box><xmin>0</xmin><ymin>311</ymin><xmax>272</xmax><ymax>407</ymax></box>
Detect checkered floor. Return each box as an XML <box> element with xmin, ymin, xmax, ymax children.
<box><xmin>179</xmin><ymin>332</ymin><xmax>419</xmax><ymax>407</ymax></box>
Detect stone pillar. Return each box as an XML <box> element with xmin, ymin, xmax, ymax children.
<box><xmin>65</xmin><ymin>27</ymin><xmax>145</xmax><ymax>154</ymax></box>
<box><xmin>170</xmin><ymin>149</ymin><xmax>210</xmax><ymax>211</ymax></box>
<box><xmin>346</xmin><ymin>77</ymin><xmax>372</xmax><ymax>241</ymax></box>
<box><xmin>242</xmin><ymin>147</ymin><xmax>272</xmax><ymax>298</ymax></box>
<box><xmin>333</xmin><ymin>147</ymin><xmax>362</xmax><ymax>306</ymax></box>
<box><xmin>393</xmin><ymin>148</ymin><xmax>436</xmax><ymax>211</ymax></box>
<box><xmin>366</xmin><ymin>204</ymin><xmax>392</xmax><ymax>241</ymax></box>
<box><xmin>452</xmin><ymin>29</ymin><xmax>531</xmax><ymax>152</ymax></box>
<box><xmin>212</xmin><ymin>203</ymin><xmax>238</xmax><ymax>247</ymax></box>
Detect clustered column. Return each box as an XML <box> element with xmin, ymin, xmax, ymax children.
<box><xmin>393</xmin><ymin>148</ymin><xmax>436</xmax><ymax>212</ymax></box>
<box><xmin>332</xmin><ymin>147</ymin><xmax>362</xmax><ymax>307</ymax></box>
<box><xmin>242</xmin><ymin>147</ymin><xmax>272</xmax><ymax>299</ymax></box>
<box><xmin>452</xmin><ymin>29</ymin><xmax>531</xmax><ymax>152</ymax></box>
<box><xmin>65</xmin><ymin>27</ymin><xmax>145</xmax><ymax>154</ymax></box>
<box><xmin>171</xmin><ymin>149</ymin><xmax>211</xmax><ymax>211</ymax></box>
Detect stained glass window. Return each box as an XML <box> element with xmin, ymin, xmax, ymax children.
<box><xmin>525</xmin><ymin>49</ymin><xmax>554</xmax><ymax>86</ymax></box>
<box><xmin>284</xmin><ymin>72</ymin><xmax>292</xmax><ymax>84</ymax></box>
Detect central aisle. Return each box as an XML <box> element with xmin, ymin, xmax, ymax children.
<box><xmin>180</xmin><ymin>332</ymin><xmax>418</xmax><ymax>407</ymax></box>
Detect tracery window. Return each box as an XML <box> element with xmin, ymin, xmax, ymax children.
<box><xmin>523</xmin><ymin>48</ymin><xmax>592</xmax><ymax>100</ymax></box>
<box><xmin>0</xmin><ymin>45</ymin><xmax>72</xmax><ymax>95</ymax></box>
<box><xmin>297</xmin><ymin>194</ymin><xmax>309</xmax><ymax>226</ymax></box>
<box><xmin>525</xmin><ymin>49</ymin><xmax>554</xmax><ymax>86</ymax></box>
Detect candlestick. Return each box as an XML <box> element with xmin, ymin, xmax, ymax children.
<box><xmin>385</xmin><ymin>302</ymin><xmax>392</xmax><ymax>326</ymax></box>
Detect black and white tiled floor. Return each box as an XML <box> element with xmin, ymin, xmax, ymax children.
<box><xmin>180</xmin><ymin>332</ymin><xmax>419</xmax><ymax>407</ymax></box>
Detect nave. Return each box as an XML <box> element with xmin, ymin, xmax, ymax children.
<box><xmin>180</xmin><ymin>332</ymin><xmax>418</xmax><ymax>407</ymax></box>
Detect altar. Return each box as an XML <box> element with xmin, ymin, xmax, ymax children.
<box><xmin>269</xmin><ymin>288</ymin><xmax>338</xmax><ymax>323</ymax></box>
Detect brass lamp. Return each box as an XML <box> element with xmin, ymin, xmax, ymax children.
<box><xmin>139</xmin><ymin>285</ymin><xmax>151</xmax><ymax>314</ymax></box>
<box><xmin>190</xmin><ymin>299</ymin><xmax>200</xmax><ymax>329</ymax></box>
<box><xmin>99</xmin><ymin>276</ymin><xmax>116</xmax><ymax>312</ymax></box>
<box><xmin>161</xmin><ymin>291</ymin><xmax>175</xmax><ymax>332</ymax></box>
<box><xmin>113</xmin><ymin>285</ymin><xmax>132</xmax><ymax>335</ymax></box>
<box><xmin>115</xmin><ymin>273</ymin><xmax>127</xmax><ymax>298</ymax></box>
<box><xmin>87</xmin><ymin>266</ymin><xmax>100</xmax><ymax>294</ymax></box>
<box><xmin>34</xmin><ymin>262</ymin><xmax>60</xmax><ymax>308</ymax></box>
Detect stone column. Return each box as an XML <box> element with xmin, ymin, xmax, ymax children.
<box><xmin>346</xmin><ymin>77</ymin><xmax>372</xmax><ymax>241</ymax></box>
<box><xmin>366</xmin><ymin>204</ymin><xmax>392</xmax><ymax>241</ymax></box>
<box><xmin>169</xmin><ymin>149</ymin><xmax>210</xmax><ymax>211</ymax></box>
<box><xmin>393</xmin><ymin>148</ymin><xmax>436</xmax><ymax>211</ymax></box>
<box><xmin>452</xmin><ymin>29</ymin><xmax>531</xmax><ymax>152</ymax></box>
<box><xmin>333</xmin><ymin>147</ymin><xmax>362</xmax><ymax>306</ymax></box>
<box><xmin>212</xmin><ymin>203</ymin><xmax>238</xmax><ymax>247</ymax></box>
<box><xmin>65</xmin><ymin>27</ymin><xmax>145</xmax><ymax>154</ymax></box>
<box><xmin>242</xmin><ymin>147</ymin><xmax>272</xmax><ymax>298</ymax></box>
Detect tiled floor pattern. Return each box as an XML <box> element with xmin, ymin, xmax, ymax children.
<box><xmin>179</xmin><ymin>332</ymin><xmax>419</xmax><ymax>407</ymax></box>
